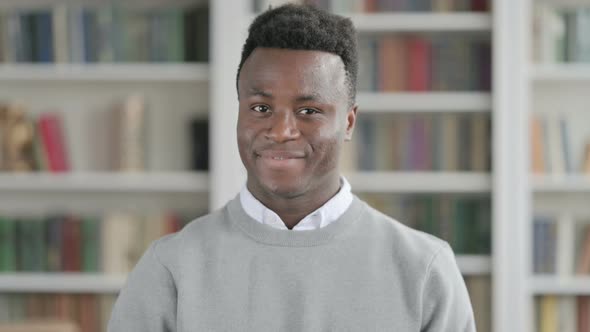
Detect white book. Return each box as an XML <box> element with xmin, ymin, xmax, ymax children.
<box><xmin>557</xmin><ymin>296</ymin><xmax>577</xmax><ymax>332</ymax></box>
<box><xmin>534</xmin><ymin>4</ymin><xmax>565</xmax><ymax>63</ymax></box>
<box><xmin>556</xmin><ymin>214</ymin><xmax>575</xmax><ymax>277</ymax></box>
<box><xmin>546</xmin><ymin>113</ymin><xmax>565</xmax><ymax>178</ymax></box>
<box><xmin>102</xmin><ymin>212</ymin><xmax>141</xmax><ymax>274</ymax></box>
<box><xmin>52</xmin><ymin>3</ymin><xmax>69</xmax><ymax>63</ymax></box>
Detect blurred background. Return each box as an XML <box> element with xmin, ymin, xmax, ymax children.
<box><xmin>0</xmin><ymin>0</ymin><xmax>588</xmax><ymax>331</ymax></box>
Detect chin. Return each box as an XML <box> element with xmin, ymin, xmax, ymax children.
<box><xmin>260</xmin><ymin>177</ymin><xmax>307</xmax><ymax>198</ymax></box>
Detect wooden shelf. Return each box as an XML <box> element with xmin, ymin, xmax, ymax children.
<box><xmin>0</xmin><ymin>254</ymin><xmax>491</xmax><ymax>293</ymax></box>
<box><xmin>349</xmin><ymin>12</ymin><xmax>492</xmax><ymax>32</ymax></box>
<box><xmin>0</xmin><ymin>172</ymin><xmax>209</xmax><ymax>193</ymax></box>
<box><xmin>0</xmin><ymin>63</ymin><xmax>209</xmax><ymax>82</ymax></box>
<box><xmin>530</xmin><ymin>276</ymin><xmax>590</xmax><ymax>295</ymax></box>
<box><xmin>356</xmin><ymin>92</ymin><xmax>492</xmax><ymax>112</ymax></box>
<box><xmin>532</xmin><ymin>175</ymin><xmax>590</xmax><ymax>193</ymax></box>
<box><xmin>345</xmin><ymin>171</ymin><xmax>492</xmax><ymax>193</ymax></box>
<box><xmin>531</xmin><ymin>64</ymin><xmax>590</xmax><ymax>82</ymax></box>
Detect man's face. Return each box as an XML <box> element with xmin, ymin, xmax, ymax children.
<box><xmin>237</xmin><ymin>47</ymin><xmax>356</xmax><ymax>198</ymax></box>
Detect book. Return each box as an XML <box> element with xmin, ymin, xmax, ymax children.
<box><xmin>466</xmin><ymin>276</ymin><xmax>491</xmax><ymax>332</ymax></box>
<box><xmin>539</xmin><ymin>295</ymin><xmax>558</xmax><ymax>332</ymax></box>
<box><xmin>113</xmin><ymin>95</ymin><xmax>147</xmax><ymax>171</ymax></box>
<box><xmin>556</xmin><ymin>214</ymin><xmax>575</xmax><ymax>277</ymax></box>
<box><xmin>576</xmin><ymin>223</ymin><xmax>590</xmax><ymax>275</ymax></box>
<box><xmin>406</xmin><ymin>37</ymin><xmax>431</xmax><ymax>91</ymax></box>
<box><xmin>583</xmin><ymin>142</ymin><xmax>590</xmax><ymax>174</ymax></box>
<box><xmin>190</xmin><ymin>118</ymin><xmax>209</xmax><ymax>171</ymax></box>
<box><xmin>558</xmin><ymin>296</ymin><xmax>577</xmax><ymax>332</ymax></box>
<box><xmin>378</xmin><ymin>36</ymin><xmax>406</xmax><ymax>91</ymax></box>
<box><xmin>38</xmin><ymin>112</ymin><xmax>70</xmax><ymax>172</ymax></box>
<box><xmin>0</xmin><ymin>217</ymin><xmax>16</xmax><ymax>271</ymax></box>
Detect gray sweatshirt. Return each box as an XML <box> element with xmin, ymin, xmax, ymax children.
<box><xmin>108</xmin><ymin>195</ymin><xmax>476</xmax><ymax>332</ymax></box>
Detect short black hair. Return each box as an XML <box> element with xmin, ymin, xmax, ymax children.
<box><xmin>237</xmin><ymin>4</ymin><xmax>358</xmax><ymax>105</ymax></box>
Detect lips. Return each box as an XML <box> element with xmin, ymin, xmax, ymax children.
<box><xmin>255</xmin><ymin>150</ymin><xmax>306</xmax><ymax>170</ymax></box>
<box><xmin>257</xmin><ymin>150</ymin><xmax>305</xmax><ymax>159</ymax></box>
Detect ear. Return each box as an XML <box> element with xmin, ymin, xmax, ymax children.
<box><xmin>344</xmin><ymin>105</ymin><xmax>358</xmax><ymax>141</ymax></box>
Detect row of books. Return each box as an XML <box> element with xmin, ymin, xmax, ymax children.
<box><xmin>0</xmin><ymin>97</ymin><xmax>209</xmax><ymax>172</ymax></box>
<box><xmin>256</xmin><ymin>0</ymin><xmax>489</xmax><ymax>12</ymax></box>
<box><xmin>0</xmin><ymin>4</ymin><xmax>208</xmax><ymax>63</ymax></box>
<box><xmin>357</xmin><ymin>36</ymin><xmax>491</xmax><ymax>92</ymax></box>
<box><xmin>360</xmin><ymin>194</ymin><xmax>491</xmax><ymax>254</ymax></box>
<box><xmin>530</xmin><ymin>114</ymin><xmax>590</xmax><ymax>175</ymax></box>
<box><xmin>343</xmin><ymin>113</ymin><xmax>491</xmax><ymax>172</ymax></box>
<box><xmin>535</xmin><ymin>295</ymin><xmax>590</xmax><ymax>332</ymax></box>
<box><xmin>533</xmin><ymin>214</ymin><xmax>590</xmax><ymax>276</ymax></box>
<box><xmin>0</xmin><ymin>293</ymin><xmax>116</xmax><ymax>332</ymax></box>
<box><xmin>534</xmin><ymin>5</ymin><xmax>590</xmax><ymax>63</ymax></box>
<box><xmin>0</xmin><ymin>211</ymin><xmax>199</xmax><ymax>273</ymax></box>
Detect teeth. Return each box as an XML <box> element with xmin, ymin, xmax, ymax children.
<box><xmin>272</xmin><ymin>157</ymin><xmax>285</xmax><ymax>160</ymax></box>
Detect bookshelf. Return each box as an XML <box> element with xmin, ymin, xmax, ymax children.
<box><xmin>0</xmin><ymin>0</ymin><xmax>214</xmax><ymax>328</ymax></box>
<box><xmin>0</xmin><ymin>0</ymin><xmax>532</xmax><ymax>331</ymax></box>
<box><xmin>523</xmin><ymin>0</ymin><xmax>590</xmax><ymax>330</ymax></box>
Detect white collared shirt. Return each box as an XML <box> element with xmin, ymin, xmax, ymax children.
<box><xmin>239</xmin><ymin>177</ymin><xmax>353</xmax><ymax>231</ymax></box>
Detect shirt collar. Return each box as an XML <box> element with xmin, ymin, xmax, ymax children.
<box><xmin>239</xmin><ymin>177</ymin><xmax>353</xmax><ymax>231</ymax></box>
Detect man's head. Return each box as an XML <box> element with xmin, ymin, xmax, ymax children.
<box><xmin>236</xmin><ymin>4</ymin><xmax>358</xmax><ymax>201</ymax></box>
<box><xmin>237</xmin><ymin>4</ymin><xmax>358</xmax><ymax>105</ymax></box>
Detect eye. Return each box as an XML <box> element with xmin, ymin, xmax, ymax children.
<box><xmin>251</xmin><ymin>105</ymin><xmax>270</xmax><ymax>113</ymax></box>
<box><xmin>297</xmin><ymin>108</ymin><xmax>319</xmax><ymax>115</ymax></box>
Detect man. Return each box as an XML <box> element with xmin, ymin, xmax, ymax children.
<box><xmin>109</xmin><ymin>4</ymin><xmax>476</xmax><ymax>331</ymax></box>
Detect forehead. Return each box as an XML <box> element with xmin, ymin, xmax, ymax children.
<box><xmin>239</xmin><ymin>48</ymin><xmax>347</xmax><ymax>97</ymax></box>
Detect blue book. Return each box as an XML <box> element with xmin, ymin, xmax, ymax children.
<box><xmin>35</xmin><ymin>11</ymin><xmax>54</xmax><ymax>62</ymax></box>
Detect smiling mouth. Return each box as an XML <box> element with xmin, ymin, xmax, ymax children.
<box><xmin>256</xmin><ymin>150</ymin><xmax>306</xmax><ymax>159</ymax></box>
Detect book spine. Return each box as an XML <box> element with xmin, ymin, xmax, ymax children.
<box><xmin>52</xmin><ymin>3</ymin><xmax>69</xmax><ymax>63</ymax></box>
<box><xmin>38</xmin><ymin>113</ymin><xmax>70</xmax><ymax>173</ymax></box>
<box><xmin>0</xmin><ymin>217</ymin><xmax>16</xmax><ymax>271</ymax></box>
<box><xmin>407</xmin><ymin>37</ymin><xmax>431</xmax><ymax>91</ymax></box>
<box><xmin>35</xmin><ymin>11</ymin><xmax>54</xmax><ymax>62</ymax></box>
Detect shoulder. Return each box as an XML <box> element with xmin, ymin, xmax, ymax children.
<box><xmin>358</xmin><ymin>199</ymin><xmax>450</xmax><ymax>269</ymax></box>
<box><xmin>150</xmin><ymin>207</ymin><xmax>231</xmax><ymax>268</ymax></box>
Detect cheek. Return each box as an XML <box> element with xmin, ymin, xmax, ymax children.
<box><xmin>309</xmin><ymin>126</ymin><xmax>343</xmax><ymax>170</ymax></box>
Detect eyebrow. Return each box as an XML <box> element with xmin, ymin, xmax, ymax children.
<box><xmin>295</xmin><ymin>93</ymin><xmax>322</xmax><ymax>102</ymax></box>
<box><xmin>248</xmin><ymin>87</ymin><xmax>273</xmax><ymax>98</ymax></box>
<box><xmin>247</xmin><ymin>87</ymin><xmax>325</xmax><ymax>103</ymax></box>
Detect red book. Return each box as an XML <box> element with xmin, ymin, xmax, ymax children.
<box><xmin>164</xmin><ymin>213</ymin><xmax>183</xmax><ymax>234</ymax></box>
<box><xmin>407</xmin><ymin>37</ymin><xmax>431</xmax><ymax>91</ymax></box>
<box><xmin>38</xmin><ymin>113</ymin><xmax>70</xmax><ymax>172</ymax></box>
<box><xmin>79</xmin><ymin>294</ymin><xmax>99</xmax><ymax>332</ymax></box>
<box><xmin>62</xmin><ymin>216</ymin><xmax>82</xmax><ymax>271</ymax></box>
<box><xmin>471</xmin><ymin>0</ymin><xmax>488</xmax><ymax>11</ymax></box>
<box><xmin>364</xmin><ymin>0</ymin><xmax>377</xmax><ymax>12</ymax></box>
<box><xmin>578</xmin><ymin>296</ymin><xmax>590</xmax><ymax>332</ymax></box>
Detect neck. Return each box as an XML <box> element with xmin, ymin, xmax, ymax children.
<box><xmin>247</xmin><ymin>174</ymin><xmax>341</xmax><ymax>230</ymax></box>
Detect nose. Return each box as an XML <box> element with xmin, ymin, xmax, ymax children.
<box><xmin>265</xmin><ymin>110</ymin><xmax>300</xmax><ymax>143</ymax></box>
